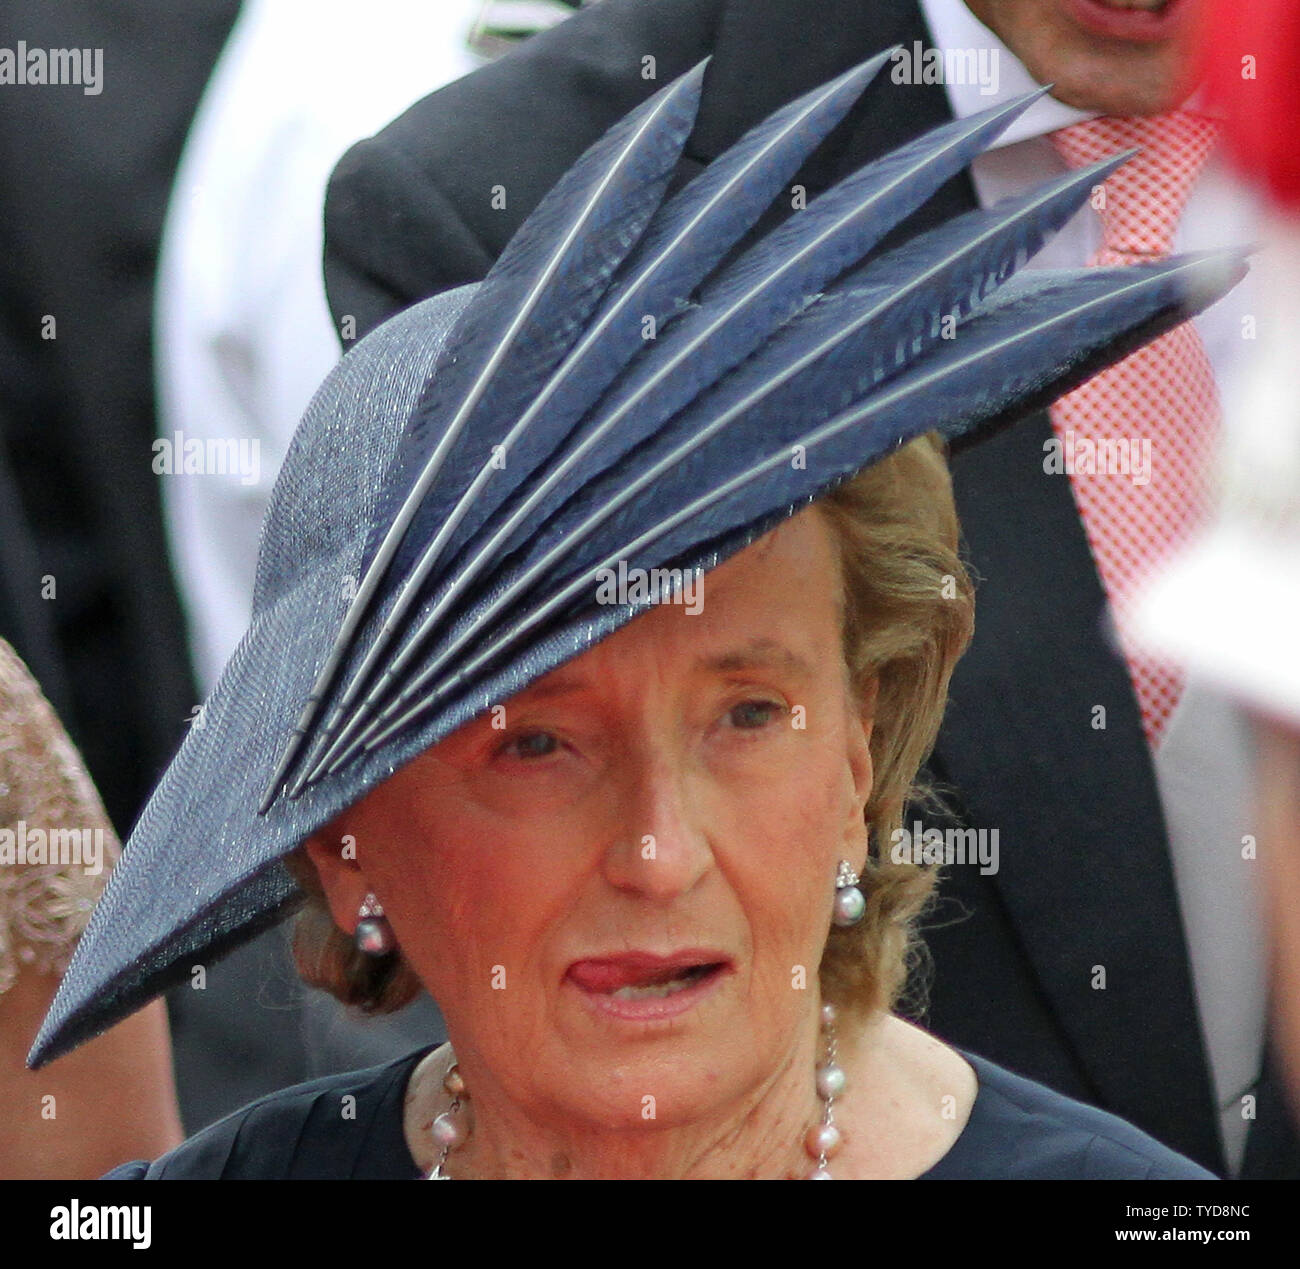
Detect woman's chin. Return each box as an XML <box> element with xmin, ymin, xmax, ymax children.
<box><xmin>522</xmin><ymin>971</ymin><xmax>775</xmax><ymax>1129</ymax></box>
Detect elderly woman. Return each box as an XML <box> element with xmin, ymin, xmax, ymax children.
<box><xmin>31</xmin><ymin>59</ymin><xmax>1235</xmax><ymax>1179</ymax></box>
<box><xmin>292</xmin><ymin>437</ymin><xmax>978</xmax><ymax>1180</ymax></box>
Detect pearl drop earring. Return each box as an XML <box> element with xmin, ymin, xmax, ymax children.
<box><xmin>832</xmin><ymin>859</ymin><xmax>866</xmax><ymax>927</ymax></box>
<box><xmin>355</xmin><ymin>892</ymin><xmax>396</xmax><ymax>955</ymax></box>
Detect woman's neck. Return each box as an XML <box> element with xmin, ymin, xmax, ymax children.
<box><xmin>404</xmin><ymin>1010</ymin><xmax>842</xmax><ymax>1180</ymax></box>
<box><xmin>403</xmin><ymin>1011</ymin><xmax>975</xmax><ymax>1179</ymax></box>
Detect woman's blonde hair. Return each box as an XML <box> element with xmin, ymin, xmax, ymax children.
<box><xmin>286</xmin><ymin>431</ymin><xmax>975</xmax><ymax>1019</ymax></box>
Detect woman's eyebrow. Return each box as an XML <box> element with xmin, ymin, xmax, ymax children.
<box><xmin>512</xmin><ymin>675</ymin><xmax>593</xmax><ymax>702</ymax></box>
<box><xmin>509</xmin><ymin>639</ymin><xmax>816</xmax><ymax>705</ymax></box>
<box><xmin>695</xmin><ymin>640</ymin><xmax>816</xmax><ymax>679</ymax></box>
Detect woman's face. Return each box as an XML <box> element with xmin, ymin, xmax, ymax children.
<box><xmin>309</xmin><ymin>507</ymin><xmax>876</xmax><ymax>1133</ymax></box>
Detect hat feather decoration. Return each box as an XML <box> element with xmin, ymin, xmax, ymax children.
<box><xmin>299</xmin><ymin>91</ymin><xmax>1081</xmax><ymax>779</ymax></box>
<box><xmin>337</xmin><ymin>256</ymin><xmax>1241</xmax><ymax>759</ymax></box>
<box><xmin>273</xmin><ymin>62</ymin><xmax>1243</xmax><ymax>786</ymax></box>
<box><xmin>319</xmin><ymin>152</ymin><xmax>1143</xmax><ymax>762</ymax></box>
<box><xmin>269</xmin><ymin>52</ymin><xmax>897</xmax><ymax>802</ymax></box>
<box><xmin>31</xmin><ymin>53</ymin><xmax>1245</xmax><ymax>1067</ymax></box>
<box><xmin>261</xmin><ymin>60</ymin><xmax>709</xmax><ymax>805</ymax></box>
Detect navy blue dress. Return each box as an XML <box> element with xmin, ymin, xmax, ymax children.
<box><xmin>106</xmin><ymin>1047</ymin><xmax>1215</xmax><ymax>1179</ymax></box>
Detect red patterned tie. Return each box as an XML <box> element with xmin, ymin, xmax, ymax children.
<box><xmin>1049</xmin><ymin>113</ymin><xmax>1222</xmax><ymax>749</ymax></box>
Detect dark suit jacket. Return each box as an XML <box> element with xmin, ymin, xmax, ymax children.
<box><xmin>322</xmin><ymin>0</ymin><xmax>1298</xmax><ymax>1178</ymax></box>
<box><xmin>0</xmin><ymin>0</ymin><xmax>240</xmax><ymax>834</ymax></box>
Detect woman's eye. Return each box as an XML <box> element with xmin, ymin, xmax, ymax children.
<box><xmin>499</xmin><ymin>730</ymin><xmax>559</xmax><ymax>760</ymax></box>
<box><xmin>726</xmin><ymin>699</ymin><xmax>784</xmax><ymax>730</ymax></box>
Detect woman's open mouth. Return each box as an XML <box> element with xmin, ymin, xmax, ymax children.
<box><xmin>564</xmin><ymin>952</ymin><xmax>731</xmax><ymax>1021</ymax></box>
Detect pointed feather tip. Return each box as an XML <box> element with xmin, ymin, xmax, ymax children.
<box><xmin>1162</xmin><ymin>247</ymin><xmax>1250</xmax><ymax>310</ymax></box>
<box><xmin>260</xmin><ymin>58</ymin><xmax>726</xmax><ymax>815</ymax></box>
<box><xmin>938</xmin><ymin>251</ymin><xmax>1251</xmax><ymax>456</ymax></box>
<box><xmin>654</xmin><ymin>54</ymin><xmax>709</xmax><ymax>112</ymax></box>
<box><xmin>976</xmin><ymin>81</ymin><xmax>1053</xmax><ymax>130</ymax></box>
<box><xmin>837</xmin><ymin>44</ymin><xmax>903</xmax><ymax>94</ymax></box>
<box><xmin>1076</xmin><ymin>148</ymin><xmax>1138</xmax><ymax>187</ymax></box>
<box><xmin>944</xmin><ymin>84</ymin><xmax>1053</xmax><ymax>164</ymax></box>
<box><xmin>1106</xmin><ymin>246</ymin><xmax>1249</xmax><ymax>309</ymax></box>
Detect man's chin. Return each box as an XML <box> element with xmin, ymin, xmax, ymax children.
<box><xmin>1015</xmin><ymin>14</ymin><xmax>1199</xmax><ymax>117</ymax></box>
<box><xmin>1045</xmin><ymin>61</ymin><xmax>1191</xmax><ymax>116</ymax></box>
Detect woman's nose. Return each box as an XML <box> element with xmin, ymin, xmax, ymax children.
<box><xmin>601</xmin><ymin>756</ymin><xmax>713</xmax><ymax>901</ymax></box>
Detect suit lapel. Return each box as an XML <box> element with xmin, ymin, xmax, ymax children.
<box><xmin>685</xmin><ymin>0</ymin><xmax>975</xmax><ymax>245</ymax></box>
<box><xmin>687</xmin><ymin>0</ymin><xmax>942</xmax><ymax>173</ymax></box>
<box><xmin>942</xmin><ymin>412</ymin><xmax>1222</xmax><ymax>1169</ymax></box>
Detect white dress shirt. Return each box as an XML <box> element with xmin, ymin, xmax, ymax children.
<box><xmin>921</xmin><ymin>0</ymin><xmax>1267</xmax><ymax>1172</ymax></box>
<box><xmin>155</xmin><ymin>0</ymin><xmax>485</xmax><ymax>693</ymax></box>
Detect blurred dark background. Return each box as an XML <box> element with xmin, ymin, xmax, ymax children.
<box><xmin>0</xmin><ymin>0</ymin><xmax>239</xmax><ymax>832</ymax></box>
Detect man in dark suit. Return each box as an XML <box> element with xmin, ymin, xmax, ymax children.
<box><xmin>321</xmin><ymin>0</ymin><xmax>1299</xmax><ymax>1177</ymax></box>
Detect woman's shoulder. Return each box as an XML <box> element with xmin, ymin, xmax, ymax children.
<box><xmin>105</xmin><ymin>1046</ymin><xmax>435</xmax><ymax>1179</ymax></box>
<box><xmin>922</xmin><ymin>1051</ymin><xmax>1218</xmax><ymax>1180</ymax></box>
<box><xmin>104</xmin><ymin>1038</ymin><xmax>1215</xmax><ymax>1180</ymax></box>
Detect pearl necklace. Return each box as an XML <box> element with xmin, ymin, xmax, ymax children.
<box><xmin>426</xmin><ymin>1002</ymin><xmax>846</xmax><ymax>1179</ymax></box>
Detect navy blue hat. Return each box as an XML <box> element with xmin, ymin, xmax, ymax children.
<box><xmin>31</xmin><ymin>56</ymin><xmax>1243</xmax><ymax>1066</ymax></box>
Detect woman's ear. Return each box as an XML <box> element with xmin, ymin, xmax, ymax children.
<box><xmin>851</xmin><ymin>676</ymin><xmax>878</xmax><ymax>799</ymax></box>
<box><xmin>303</xmin><ymin>827</ymin><xmax>372</xmax><ymax>936</ymax></box>
<box><xmin>859</xmin><ymin>675</ymin><xmax>879</xmax><ymax>736</ymax></box>
<box><xmin>844</xmin><ymin>676</ymin><xmax>878</xmax><ymax>842</ymax></box>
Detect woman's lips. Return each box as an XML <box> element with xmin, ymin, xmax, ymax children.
<box><xmin>565</xmin><ymin>952</ymin><xmax>731</xmax><ymax>1021</ymax></box>
<box><xmin>1064</xmin><ymin>0</ymin><xmax>1195</xmax><ymax>43</ymax></box>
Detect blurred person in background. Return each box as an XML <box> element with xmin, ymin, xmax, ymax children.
<box><xmin>0</xmin><ymin>0</ymin><xmax>237</xmax><ymax>836</ymax></box>
<box><xmin>155</xmin><ymin>0</ymin><xmax>591</xmax><ymax>693</ymax></box>
<box><xmin>323</xmin><ymin>0</ymin><xmax>1296</xmax><ymax>1176</ymax></box>
<box><xmin>0</xmin><ymin>638</ymin><xmax>182</xmax><ymax>1178</ymax></box>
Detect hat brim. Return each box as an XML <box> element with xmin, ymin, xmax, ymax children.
<box><xmin>31</xmin><ymin>292</ymin><xmax>473</xmax><ymax>1064</ymax></box>
<box><xmin>31</xmin><ymin>285</ymin><xmax>751</xmax><ymax>1065</ymax></box>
